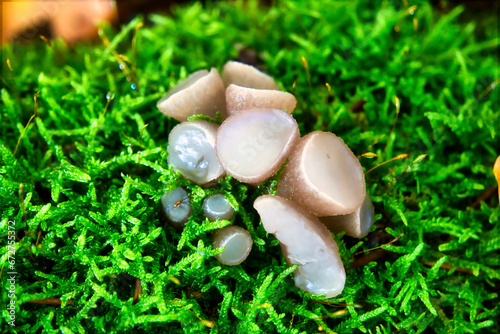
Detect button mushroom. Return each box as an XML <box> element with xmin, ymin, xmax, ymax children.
<box><xmin>160</xmin><ymin>187</ymin><xmax>192</xmax><ymax>230</ymax></box>
<box><xmin>222</xmin><ymin>61</ymin><xmax>280</xmax><ymax>90</ymax></box>
<box><xmin>203</xmin><ymin>193</ymin><xmax>235</xmax><ymax>222</ymax></box>
<box><xmin>168</xmin><ymin>120</ymin><xmax>225</xmax><ymax>185</ymax></box>
<box><xmin>226</xmin><ymin>84</ymin><xmax>297</xmax><ymax>115</ymax></box>
<box><xmin>319</xmin><ymin>193</ymin><xmax>375</xmax><ymax>238</ymax></box>
<box><xmin>254</xmin><ymin>195</ymin><xmax>346</xmax><ymax>298</ymax></box>
<box><xmin>276</xmin><ymin>131</ymin><xmax>365</xmax><ymax>216</ymax></box>
<box><xmin>157</xmin><ymin>68</ymin><xmax>226</xmax><ymax>122</ymax></box>
<box><xmin>212</xmin><ymin>225</ymin><xmax>253</xmax><ymax>266</ymax></box>
<box><xmin>215</xmin><ymin>108</ymin><xmax>299</xmax><ymax>184</ymax></box>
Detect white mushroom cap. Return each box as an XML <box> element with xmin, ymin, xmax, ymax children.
<box><xmin>226</xmin><ymin>84</ymin><xmax>297</xmax><ymax>115</ymax></box>
<box><xmin>254</xmin><ymin>195</ymin><xmax>346</xmax><ymax>298</ymax></box>
<box><xmin>157</xmin><ymin>68</ymin><xmax>227</xmax><ymax>122</ymax></box>
<box><xmin>212</xmin><ymin>225</ymin><xmax>253</xmax><ymax>266</ymax></box>
<box><xmin>161</xmin><ymin>187</ymin><xmax>192</xmax><ymax>230</ymax></box>
<box><xmin>167</xmin><ymin>120</ymin><xmax>225</xmax><ymax>185</ymax></box>
<box><xmin>277</xmin><ymin>131</ymin><xmax>365</xmax><ymax>216</ymax></box>
<box><xmin>222</xmin><ymin>61</ymin><xmax>280</xmax><ymax>90</ymax></box>
<box><xmin>215</xmin><ymin>108</ymin><xmax>299</xmax><ymax>184</ymax></box>
<box><xmin>203</xmin><ymin>193</ymin><xmax>235</xmax><ymax>222</ymax></box>
<box><xmin>320</xmin><ymin>193</ymin><xmax>375</xmax><ymax>238</ymax></box>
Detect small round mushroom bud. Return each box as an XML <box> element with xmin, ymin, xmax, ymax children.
<box><xmin>216</xmin><ymin>108</ymin><xmax>299</xmax><ymax>184</ymax></box>
<box><xmin>254</xmin><ymin>195</ymin><xmax>346</xmax><ymax>298</ymax></box>
<box><xmin>168</xmin><ymin>120</ymin><xmax>225</xmax><ymax>185</ymax></box>
<box><xmin>320</xmin><ymin>193</ymin><xmax>375</xmax><ymax>238</ymax></box>
<box><xmin>203</xmin><ymin>193</ymin><xmax>235</xmax><ymax>222</ymax></box>
<box><xmin>226</xmin><ymin>84</ymin><xmax>297</xmax><ymax>115</ymax></box>
<box><xmin>157</xmin><ymin>68</ymin><xmax>226</xmax><ymax>122</ymax></box>
<box><xmin>222</xmin><ymin>61</ymin><xmax>280</xmax><ymax>90</ymax></box>
<box><xmin>277</xmin><ymin>131</ymin><xmax>365</xmax><ymax>216</ymax></box>
<box><xmin>161</xmin><ymin>187</ymin><xmax>192</xmax><ymax>230</ymax></box>
<box><xmin>212</xmin><ymin>225</ymin><xmax>253</xmax><ymax>266</ymax></box>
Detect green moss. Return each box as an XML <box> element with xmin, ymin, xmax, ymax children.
<box><xmin>1</xmin><ymin>1</ymin><xmax>499</xmax><ymax>333</ymax></box>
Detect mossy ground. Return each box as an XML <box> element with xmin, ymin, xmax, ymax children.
<box><xmin>1</xmin><ymin>1</ymin><xmax>499</xmax><ymax>333</ymax></box>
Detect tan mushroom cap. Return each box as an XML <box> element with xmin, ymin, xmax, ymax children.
<box><xmin>222</xmin><ymin>61</ymin><xmax>280</xmax><ymax>90</ymax></box>
<box><xmin>254</xmin><ymin>195</ymin><xmax>346</xmax><ymax>298</ymax></box>
<box><xmin>277</xmin><ymin>131</ymin><xmax>365</xmax><ymax>216</ymax></box>
<box><xmin>168</xmin><ymin>120</ymin><xmax>225</xmax><ymax>185</ymax></box>
<box><xmin>212</xmin><ymin>225</ymin><xmax>253</xmax><ymax>266</ymax></box>
<box><xmin>226</xmin><ymin>84</ymin><xmax>297</xmax><ymax>115</ymax></box>
<box><xmin>320</xmin><ymin>193</ymin><xmax>375</xmax><ymax>238</ymax></box>
<box><xmin>157</xmin><ymin>68</ymin><xmax>226</xmax><ymax>122</ymax></box>
<box><xmin>215</xmin><ymin>108</ymin><xmax>299</xmax><ymax>184</ymax></box>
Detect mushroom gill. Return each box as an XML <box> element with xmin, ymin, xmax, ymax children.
<box><xmin>226</xmin><ymin>84</ymin><xmax>296</xmax><ymax>115</ymax></box>
<box><xmin>216</xmin><ymin>108</ymin><xmax>299</xmax><ymax>184</ymax></box>
<box><xmin>276</xmin><ymin>131</ymin><xmax>365</xmax><ymax>216</ymax></box>
<box><xmin>254</xmin><ymin>195</ymin><xmax>346</xmax><ymax>298</ymax></box>
<box><xmin>168</xmin><ymin>120</ymin><xmax>225</xmax><ymax>185</ymax></box>
<box><xmin>157</xmin><ymin>68</ymin><xmax>226</xmax><ymax>122</ymax></box>
<box><xmin>222</xmin><ymin>61</ymin><xmax>280</xmax><ymax>90</ymax></box>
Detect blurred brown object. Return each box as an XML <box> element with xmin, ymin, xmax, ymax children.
<box><xmin>2</xmin><ymin>0</ymin><xmax>117</xmax><ymax>44</ymax></box>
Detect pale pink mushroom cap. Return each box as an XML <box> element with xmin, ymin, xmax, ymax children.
<box><xmin>215</xmin><ymin>108</ymin><xmax>299</xmax><ymax>184</ymax></box>
<box><xmin>254</xmin><ymin>195</ymin><xmax>346</xmax><ymax>298</ymax></box>
<box><xmin>320</xmin><ymin>193</ymin><xmax>375</xmax><ymax>238</ymax></box>
<box><xmin>277</xmin><ymin>131</ymin><xmax>365</xmax><ymax>216</ymax></box>
<box><xmin>222</xmin><ymin>61</ymin><xmax>280</xmax><ymax>90</ymax></box>
<box><xmin>226</xmin><ymin>84</ymin><xmax>297</xmax><ymax>115</ymax></box>
<box><xmin>157</xmin><ymin>68</ymin><xmax>226</xmax><ymax>122</ymax></box>
<box><xmin>168</xmin><ymin>120</ymin><xmax>225</xmax><ymax>185</ymax></box>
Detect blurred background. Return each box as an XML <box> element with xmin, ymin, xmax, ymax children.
<box><xmin>2</xmin><ymin>0</ymin><xmax>494</xmax><ymax>45</ymax></box>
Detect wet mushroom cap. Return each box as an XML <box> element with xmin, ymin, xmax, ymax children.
<box><xmin>226</xmin><ymin>84</ymin><xmax>296</xmax><ymax>115</ymax></box>
<box><xmin>212</xmin><ymin>225</ymin><xmax>253</xmax><ymax>266</ymax></box>
<box><xmin>320</xmin><ymin>193</ymin><xmax>375</xmax><ymax>238</ymax></box>
<box><xmin>157</xmin><ymin>68</ymin><xmax>226</xmax><ymax>122</ymax></box>
<box><xmin>168</xmin><ymin>120</ymin><xmax>225</xmax><ymax>185</ymax></box>
<box><xmin>254</xmin><ymin>195</ymin><xmax>346</xmax><ymax>298</ymax></box>
<box><xmin>160</xmin><ymin>187</ymin><xmax>192</xmax><ymax>230</ymax></box>
<box><xmin>277</xmin><ymin>131</ymin><xmax>365</xmax><ymax>216</ymax></box>
<box><xmin>222</xmin><ymin>61</ymin><xmax>280</xmax><ymax>90</ymax></box>
<box><xmin>203</xmin><ymin>193</ymin><xmax>235</xmax><ymax>222</ymax></box>
<box><xmin>216</xmin><ymin>108</ymin><xmax>299</xmax><ymax>184</ymax></box>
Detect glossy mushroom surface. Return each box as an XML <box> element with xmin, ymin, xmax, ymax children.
<box><xmin>160</xmin><ymin>187</ymin><xmax>192</xmax><ymax>230</ymax></box>
<box><xmin>212</xmin><ymin>225</ymin><xmax>253</xmax><ymax>266</ymax></box>
<box><xmin>226</xmin><ymin>84</ymin><xmax>296</xmax><ymax>115</ymax></box>
<box><xmin>203</xmin><ymin>193</ymin><xmax>235</xmax><ymax>222</ymax></box>
<box><xmin>320</xmin><ymin>193</ymin><xmax>375</xmax><ymax>238</ymax></box>
<box><xmin>168</xmin><ymin>120</ymin><xmax>225</xmax><ymax>185</ymax></box>
<box><xmin>222</xmin><ymin>61</ymin><xmax>280</xmax><ymax>90</ymax></box>
<box><xmin>254</xmin><ymin>195</ymin><xmax>346</xmax><ymax>298</ymax></box>
<box><xmin>277</xmin><ymin>131</ymin><xmax>365</xmax><ymax>216</ymax></box>
<box><xmin>157</xmin><ymin>68</ymin><xmax>226</xmax><ymax>122</ymax></box>
<box><xmin>216</xmin><ymin>108</ymin><xmax>299</xmax><ymax>184</ymax></box>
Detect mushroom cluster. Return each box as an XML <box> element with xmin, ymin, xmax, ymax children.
<box><xmin>158</xmin><ymin>61</ymin><xmax>374</xmax><ymax>298</ymax></box>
